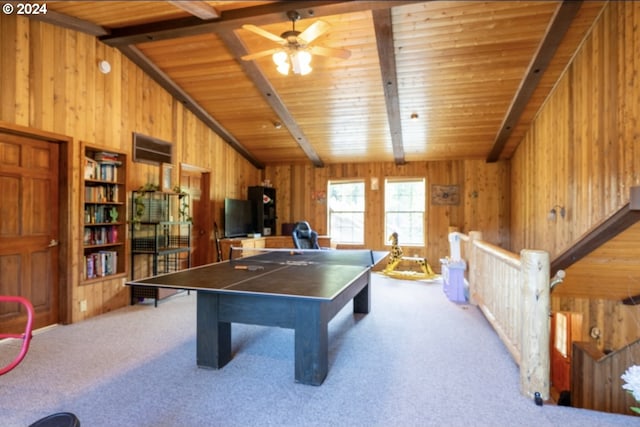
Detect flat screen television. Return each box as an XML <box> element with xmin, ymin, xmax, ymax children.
<box><xmin>224</xmin><ymin>198</ymin><xmax>254</xmax><ymax>238</ymax></box>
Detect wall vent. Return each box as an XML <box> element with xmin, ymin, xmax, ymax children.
<box><xmin>133</xmin><ymin>132</ymin><xmax>173</xmax><ymax>165</ymax></box>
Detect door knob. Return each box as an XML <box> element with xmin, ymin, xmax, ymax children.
<box><xmin>48</xmin><ymin>239</ymin><xmax>59</xmax><ymax>247</ymax></box>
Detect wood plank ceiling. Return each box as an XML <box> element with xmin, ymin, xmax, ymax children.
<box><xmin>37</xmin><ymin>1</ymin><xmax>606</xmax><ymax>168</ymax></box>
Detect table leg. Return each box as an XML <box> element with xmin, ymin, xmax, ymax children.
<box><xmin>294</xmin><ymin>301</ymin><xmax>329</xmax><ymax>385</ymax></box>
<box><xmin>196</xmin><ymin>292</ymin><xmax>231</xmax><ymax>369</ymax></box>
<box><xmin>353</xmin><ymin>272</ymin><xmax>371</xmax><ymax>314</ymax></box>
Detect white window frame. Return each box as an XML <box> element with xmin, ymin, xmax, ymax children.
<box><xmin>327</xmin><ymin>180</ymin><xmax>365</xmax><ymax>245</ymax></box>
<box><xmin>384</xmin><ymin>178</ymin><xmax>426</xmax><ymax>246</ymax></box>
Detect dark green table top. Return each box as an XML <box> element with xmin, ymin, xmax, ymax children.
<box><xmin>127</xmin><ymin>249</ymin><xmax>387</xmax><ymax>300</ymax></box>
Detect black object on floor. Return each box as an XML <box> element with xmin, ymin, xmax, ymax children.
<box><xmin>534</xmin><ymin>392</ymin><xmax>543</xmax><ymax>406</ymax></box>
<box><xmin>557</xmin><ymin>390</ymin><xmax>571</xmax><ymax>406</ymax></box>
<box><xmin>29</xmin><ymin>412</ymin><xmax>80</xmax><ymax>427</ymax></box>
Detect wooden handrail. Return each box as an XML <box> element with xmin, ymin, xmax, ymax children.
<box><xmin>572</xmin><ymin>338</ymin><xmax>640</xmax><ymax>414</ymax></box>
<box><xmin>474</xmin><ymin>239</ymin><xmax>521</xmax><ymax>269</ymax></box>
<box><xmin>550</xmin><ymin>202</ymin><xmax>640</xmax><ymax>274</ymax></box>
<box><xmin>450</xmin><ymin>231</ymin><xmax>550</xmax><ymax>400</ymax></box>
<box><xmin>622</xmin><ymin>294</ymin><xmax>640</xmax><ymax>305</ymax></box>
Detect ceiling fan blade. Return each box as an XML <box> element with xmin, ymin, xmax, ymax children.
<box><xmin>308</xmin><ymin>45</ymin><xmax>351</xmax><ymax>60</ymax></box>
<box><xmin>242</xmin><ymin>24</ymin><xmax>285</xmax><ymax>43</ymax></box>
<box><xmin>298</xmin><ymin>20</ymin><xmax>330</xmax><ymax>44</ymax></box>
<box><xmin>241</xmin><ymin>48</ymin><xmax>281</xmax><ymax>61</ymax></box>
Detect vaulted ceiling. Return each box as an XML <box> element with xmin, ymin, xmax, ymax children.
<box><xmin>37</xmin><ymin>1</ymin><xmax>606</xmax><ymax>168</ymax></box>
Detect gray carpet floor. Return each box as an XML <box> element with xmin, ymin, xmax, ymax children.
<box><xmin>0</xmin><ymin>274</ymin><xmax>635</xmax><ymax>426</ymax></box>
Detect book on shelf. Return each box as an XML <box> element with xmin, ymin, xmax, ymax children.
<box><xmin>85</xmin><ymin>185</ymin><xmax>118</xmax><ymax>204</ymax></box>
<box><xmin>83</xmin><ymin>225</ymin><xmax>119</xmax><ymax>246</ymax></box>
<box><xmin>84</xmin><ymin>156</ymin><xmax>121</xmax><ymax>182</ymax></box>
<box><xmin>98</xmin><ymin>163</ymin><xmax>118</xmax><ymax>181</ymax></box>
<box><xmin>84</xmin><ymin>250</ymin><xmax>118</xmax><ymax>280</ymax></box>
<box><xmin>85</xmin><ymin>205</ymin><xmax>121</xmax><ymax>224</ymax></box>
<box><xmin>84</xmin><ymin>157</ymin><xmax>98</xmax><ymax>180</ymax></box>
<box><xmin>94</xmin><ymin>151</ymin><xmax>120</xmax><ymax>162</ymax></box>
<box><xmin>83</xmin><ymin>228</ymin><xmax>92</xmax><ymax>245</ymax></box>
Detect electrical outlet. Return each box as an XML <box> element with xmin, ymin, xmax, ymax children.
<box><xmin>80</xmin><ymin>300</ymin><xmax>87</xmax><ymax>312</ymax></box>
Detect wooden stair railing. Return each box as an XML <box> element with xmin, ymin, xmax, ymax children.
<box><xmin>572</xmin><ymin>338</ymin><xmax>640</xmax><ymax>415</ymax></box>
<box><xmin>551</xmin><ymin>187</ymin><xmax>640</xmax><ymax>275</ymax></box>
<box><xmin>621</xmin><ymin>294</ymin><xmax>640</xmax><ymax>306</ymax></box>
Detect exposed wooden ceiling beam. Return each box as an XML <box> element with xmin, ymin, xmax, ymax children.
<box><xmin>28</xmin><ymin>9</ymin><xmax>263</xmax><ymax>168</ymax></box>
<box><xmin>372</xmin><ymin>9</ymin><xmax>405</xmax><ymax>165</ymax></box>
<box><xmin>117</xmin><ymin>45</ymin><xmax>264</xmax><ymax>169</ymax></box>
<box><xmin>218</xmin><ymin>28</ymin><xmax>324</xmax><ymax>167</ymax></box>
<box><xmin>99</xmin><ymin>1</ymin><xmax>417</xmax><ymax>46</ymax></box>
<box><xmin>28</xmin><ymin>10</ymin><xmax>109</xmax><ymax>36</ymax></box>
<box><xmin>486</xmin><ymin>0</ymin><xmax>583</xmax><ymax>163</ymax></box>
<box><xmin>30</xmin><ymin>1</ymin><xmax>421</xmax><ymax>168</ymax></box>
<box><xmin>168</xmin><ymin>1</ymin><xmax>220</xmax><ymax>20</ymax></box>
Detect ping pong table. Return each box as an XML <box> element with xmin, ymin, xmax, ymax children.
<box><xmin>126</xmin><ymin>249</ymin><xmax>387</xmax><ymax>385</ymax></box>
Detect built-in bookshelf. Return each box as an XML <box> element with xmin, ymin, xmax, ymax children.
<box><xmin>82</xmin><ymin>145</ymin><xmax>127</xmax><ymax>282</ymax></box>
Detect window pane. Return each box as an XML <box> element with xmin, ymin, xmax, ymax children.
<box><xmin>328</xmin><ymin>181</ymin><xmax>365</xmax><ymax>244</ymax></box>
<box><xmin>329</xmin><ymin>182</ymin><xmax>365</xmax><ymax>210</ymax></box>
<box><xmin>330</xmin><ymin>212</ymin><xmax>364</xmax><ymax>243</ymax></box>
<box><xmin>385</xmin><ymin>212</ymin><xmax>424</xmax><ymax>245</ymax></box>
<box><xmin>386</xmin><ymin>181</ymin><xmax>425</xmax><ymax>210</ymax></box>
<box><xmin>385</xmin><ymin>179</ymin><xmax>425</xmax><ymax>246</ymax></box>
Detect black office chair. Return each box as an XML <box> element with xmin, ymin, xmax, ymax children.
<box><xmin>291</xmin><ymin>221</ymin><xmax>320</xmax><ymax>250</ymax></box>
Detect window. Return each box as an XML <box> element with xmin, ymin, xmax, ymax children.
<box><xmin>385</xmin><ymin>178</ymin><xmax>425</xmax><ymax>246</ymax></box>
<box><xmin>328</xmin><ymin>180</ymin><xmax>365</xmax><ymax>244</ymax></box>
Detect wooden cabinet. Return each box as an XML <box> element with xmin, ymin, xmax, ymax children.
<box><xmin>264</xmin><ymin>235</ymin><xmax>333</xmax><ymax>249</ymax></box>
<box><xmin>81</xmin><ymin>146</ymin><xmax>127</xmax><ymax>283</ymax></box>
<box><xmin>219</xmin><ymin>236</ymin><xmax>266</xmax><ymax>260</ymax></box>
<box><xmin>219</xmin><ymin>236</ymin><xmax>332</xmax><ymax>260</ymax></box>
<box><xmin>248</xmin><ymin>186</ymin><xmax>276</xmax><ymax>236</ymax></box>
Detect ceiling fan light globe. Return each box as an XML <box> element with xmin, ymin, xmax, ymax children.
<box><xmin>272</xmin><ymin>50</ymin><xmax>288</xmax><ymax>66</ymax></box>
<box><xmin>297</xmin><ymin>50</ymin><xmax>312</xmax><ymax>65</ymax></box>
<box><xmin>276</xmin><ymin>63</ymin><xmax>290</xmax><ymax>75</ymax></box>
<box><xmin>291</xmin><ymin>50</ymin><xmax>312</xmax><ymax>75</ymax></box>
<box><xmin>272</xmin><ymin>51</ymin><xmax>290</xmax><ymax>75</ymax></box>
<box><xmin>299</xmin><ymin>63</ymin><xmax>312</xmax><ymax>75</ymax></box>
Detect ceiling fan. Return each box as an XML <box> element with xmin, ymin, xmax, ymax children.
<box><xmin>241</xmin><ymin>10</ymin><xmax>351</xmax><ymax>75</ymax></box>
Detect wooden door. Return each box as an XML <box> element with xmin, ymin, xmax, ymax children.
<box><xmin>0</xmin><ymin>133</ymin><xmax>60</xmax><ymax>333</ymax></box>
<box><xmin>551</xmin><ymin>311</ymin><xmax>583</xmax><ymax>394</ymax></box>
<box><xmin>180</xmin><ymin>169</ymin><xmax>211</xmax><ymax>266</ymax></box>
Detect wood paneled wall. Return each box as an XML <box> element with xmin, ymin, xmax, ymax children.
<box><xmin>0</xmin><ymin>14</ymin><xmax>510</xmax><ymax>323</ymax></box>
<box><xmin>0</xmin><ymin>15</ymin><xmax>260</xmax><ymax>322</ymax></box>
<box><xmin>4</xmin><ymin>2</ymin><xmax>639</xmax><ymax>352</ymax></box>
<box><xmin>511</xmin><ymin>2</ymin><xmax>640</xmax><ymax>352</ymax></box>
<box><xmin>263</xmin><ymin>160</ymin><xmax>510</xmax><ymax>267</ymax></box>
<box><xmin>572</xmin><ymin>339</ymin><xmax>640</xmax><ymax>415</ymax></box>
<box><xmin>511</xmin><ymin>1</ymin><xmax>640</xmax><ymax>257</ymax></box>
